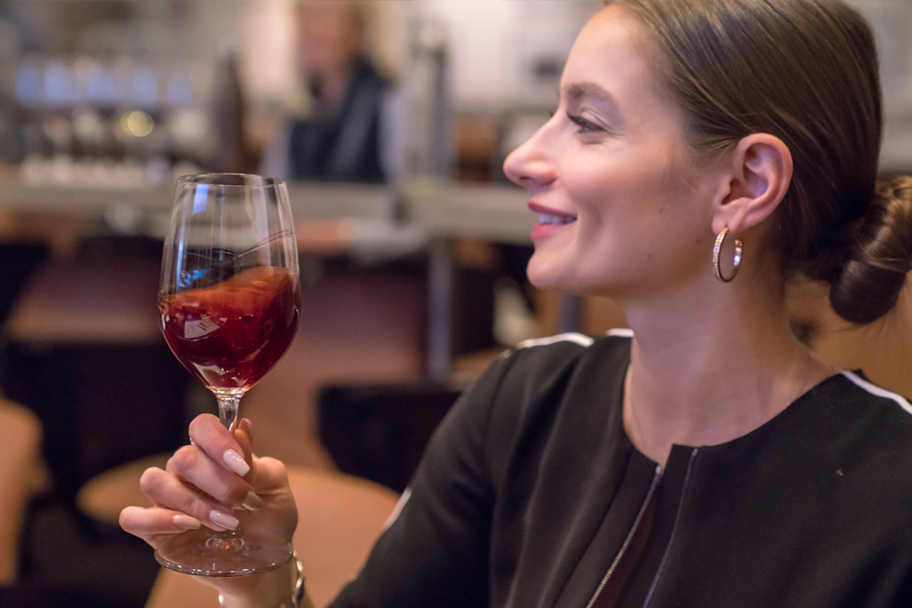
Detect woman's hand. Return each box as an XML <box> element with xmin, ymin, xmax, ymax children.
<box><xmin>119</xmin><ymin>414</ymin><xmax>299</xmax><ymax>597</ymax></box>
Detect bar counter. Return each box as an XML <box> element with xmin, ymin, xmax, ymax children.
<box><xmin>0</xmin><ymin>178</ymin><xmax>534</xmax><ymax>245</ymax></box>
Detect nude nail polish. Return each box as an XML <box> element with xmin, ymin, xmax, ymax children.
<box><xmin>210</xmin><ymin>509</ymin><xmax>239</xmax><ymax>530</ymax></box>
<box><xmin>173</xmin><ymin>514</ymin><xmax>201</xmax><ymax>530</ymax></box>
<box><xmin>242</xmin><ymin>491</ymin><xmax>263</xmax><ymax>511</ymax></box>
<box><xmin>223</xmin><ymin>449</ymin><xmax>250</xmax><ymax>476</ymax></box>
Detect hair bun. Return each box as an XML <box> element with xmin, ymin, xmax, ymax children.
<box><xmin>829</xmin><ymin>175</ymin><xmax>912</xmax><ymax>324</ymax></box>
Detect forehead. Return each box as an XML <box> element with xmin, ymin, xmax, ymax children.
<box><xmin>560</xmin><ymin>6</ymin><xmax>669</xmax><ymax>111</ymax></box>
<box><xmin>298</xmin><ymin>1</ymin><xmax>361</xmax><ymax>26</ymax></box>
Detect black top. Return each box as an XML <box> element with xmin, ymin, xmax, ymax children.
<box><xmin>287</xmin><ymin>57</ymin><xmax>387</xmax><ymax>183</ymax></box>
<box><xmin>331</xmin><ymin>332</ymin><xmax>912</xmax><ymax>607</ymax></box>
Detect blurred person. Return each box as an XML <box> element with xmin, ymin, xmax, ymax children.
<box><xmin>261</xmin><ymin>0</ymin><xmax>401</xmax><ymax>184</ymax></box>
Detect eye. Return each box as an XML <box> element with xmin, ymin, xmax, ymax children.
<box><xmin>566</xmin><ymin>112</ymin><xmax>602</xmax><ymax>134</ymax></box>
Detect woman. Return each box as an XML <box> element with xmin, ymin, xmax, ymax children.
<box><xmin>259</xmin><ymin>0</ymin><xmax>394</xmax><ymax>184</ymax></box>
<box><xmin>121</xmin><ymin>0</ymin><xmax>912</xmax><ymax>606</ymax></box>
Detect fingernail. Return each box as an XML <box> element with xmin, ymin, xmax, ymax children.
<box><xmin>173</xmin><ymin>514</ymin><xmax>201</xmax><ymax>530</ymax></box>
<box><xmin>242</xmin><ymin>491</ymin><xmax>263</xmax><ymax>511</ymax></box>
<box><xmin>209</xmin><ymin>509</ymin><xmax>239</xmax><ymax>531</ymax></box>
<box><xmin>223</xmin><ymin>449</ymin><xmax>250</xmax><ymax>477</ymax></box>
<box><xmin>241</xmin><ymin>418</ymin><xmax>253</xmax><ymax>441</ymax></box>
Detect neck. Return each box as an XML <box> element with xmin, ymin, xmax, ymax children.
<box><xmin>619</xmin><ymin>273</ymin><xmax>835</xmax><ymax>467</ymax></box>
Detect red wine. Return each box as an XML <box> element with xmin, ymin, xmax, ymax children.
<box><xmin>160</xmin><ymin>267</ymin><xmax>300</xmax><ymax>390</ymax></box>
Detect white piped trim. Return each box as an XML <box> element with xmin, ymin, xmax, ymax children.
<box><xmin>515</xmin><ymin>332</ymin><xmax>595</xmax><ymax>350</ymax></box>
<box><xmin>383</xmin><ymin>487</ymin><xmax>411</xmax><ymax>530</ymax></box>
<box><xmin>606</xmin><ymin>328</ymin><xmax>634</xmax><ymax>338</ymax></box>
<box><xmin>841</xmin><ymin>370</ymin><xmax>912</xmax><ymax>415</ymax></box>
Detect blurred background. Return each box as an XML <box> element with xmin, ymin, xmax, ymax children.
<box><xmin>0</xmin><ymin>1</ymin><xmax>910</xmax><ymax>607</ymax></box>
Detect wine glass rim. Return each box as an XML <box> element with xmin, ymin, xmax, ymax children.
<box><xmin>177</xmin><ymin>173</ymin><xmax>285</xmax><ymax>188</ymax></box>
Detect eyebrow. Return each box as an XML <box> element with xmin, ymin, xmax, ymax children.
<box><xmin>563</xmin><ymin>81</ymin><xmax>618</xmax><ymax>110</ymax></box>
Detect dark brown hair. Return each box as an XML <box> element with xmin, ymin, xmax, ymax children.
<box><xmin>611</xmin><ymin>0</ymin><xmax>912</xmax><ymax>324</ymax></box>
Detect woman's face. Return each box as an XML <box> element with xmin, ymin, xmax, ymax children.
<box><xmin>297</xmin><ymin>1</ymin><xmax>364</xmax><ymax>79</ymax></box>
<box><xmin>504</xmin><ymin>6</ymin><xmax>723</xmax><ymax>300</ymax></box>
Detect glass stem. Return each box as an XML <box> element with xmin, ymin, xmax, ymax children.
<box><xmin>212</xmin><ymin>389</ymin><xmax>246</xmax><ymax>545</ymax></box>
<box><xmin>214</xmin><ymin>389</ymin><xmax>245</xmax><ymax>431</ymax></box>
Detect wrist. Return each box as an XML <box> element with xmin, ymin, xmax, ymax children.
<box><xmin>217</xmin><ymin>553</ymin><xmax>305</xmax><ymax>608</ymax></box>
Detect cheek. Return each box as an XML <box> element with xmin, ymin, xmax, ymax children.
<box><xmin>563</xmin><ymin>159</ymin><xmax>619</xmax><ymax>216</ymax></box>
<box><xmin>564</xmin><ymin>162</ymin><xmax>653</xmax><ymax>235</ymax></box>
<box><xmin>562</xmin><ymin>140</ymin><xmax>704</xmax><ymax>232</ymax></box>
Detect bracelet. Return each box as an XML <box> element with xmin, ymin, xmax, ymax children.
<box><xmin>290</xmin><ymin>551</ymin><xmax>306</xmax><ymax>607</ymax></box>
<box><xmin>216</xmin><ymin>552</ymin><xmax>305</xmax><ymax>608</ymax></box>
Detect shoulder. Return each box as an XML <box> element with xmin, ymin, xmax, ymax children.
<box><xmin>816</xmin><ymin>370</ymin><xmax>912</xmax><ymax>425</ymax></box>
<box><xmin>502</xmin><ymin>328</ymin><xmax>632</xmax><ymax>375</ymax></box>
<box><xmin>837</xmin><ymin>370</ymin><xmax>912</xmax><ymax>414</ymax></box>
<box><xmin>451</xmin><ymin>329</ymin><xmax>631</xmax><ymax>419</ymax></box>
<box><xmin>802</xmin><ymin>372</ymin><xmax>912</xmax><ymax>524</ymax></box>
<box><xmin>821</xmin><ymin>370</ymin><xmax>912</xmax><ymax>440</ymax></box>
<box><xmin>799</xmin><ymin>370</ymin><xmax>912</xmax><ymax>473</ymax></box>
<box><xmin>462</xmin><ymin>330</ymin><xmax>630</xmax><ymax>405</ymax></box>
<box><xmin>465</xmin><ymin>329</ymin><xmax>631</xmax><ymax>440</ymax></box>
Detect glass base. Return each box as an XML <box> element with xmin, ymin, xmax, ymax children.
<box><xmin>155</xmin><ymin>526</ymin><xmax>293</xmax><ymax>577</ymax></box>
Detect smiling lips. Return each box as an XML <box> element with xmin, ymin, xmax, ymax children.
<box><xmin>537</xmin><ymin>213</ymin><xmax>576</xmax><ymax>225</ymax></box>
<box><xmin>529</xmin><ymin>203</ymin><xmax>577</xmax><ymax>241</ymax></box>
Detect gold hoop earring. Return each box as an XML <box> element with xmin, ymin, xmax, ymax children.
<box><xmin>713</xmin><ymin>226</ymin><xmax>743</xmax><ymax>283</ymax></box>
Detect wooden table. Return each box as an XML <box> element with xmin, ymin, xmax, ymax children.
<box><xmin>4</xmin><ymin>256</ymin><xmax>162</xmax><ymax>345</ymax></box>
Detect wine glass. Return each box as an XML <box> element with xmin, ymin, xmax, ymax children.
<box><xmin>155</xmin><ymin>173</ymin><xmax>300</xmax><ymax>576</ymax></box>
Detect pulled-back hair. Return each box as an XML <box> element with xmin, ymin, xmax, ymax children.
<box><xmin>611</xmin><ymin>0</ymin><xmax>912</xmax><ymax>324</ymax></box>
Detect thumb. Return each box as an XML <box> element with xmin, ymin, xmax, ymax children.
<box><xmin>235</xmin><ymin>418</ymin><xmax>291</xmax><ymax>498</ymax></box>
<box><xmin>235</xmin><ymin>418</ymin><xmax>254</xmax><ymax>475</ymax></box>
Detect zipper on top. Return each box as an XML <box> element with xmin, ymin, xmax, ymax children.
<box><xmin>584</xmin><ymin>464</ymin><xmax>663</xmax><ymax>608</ymax></box>
<box><xmin>641</xmin><ymin>447</ymin><xmax>699</xmax><ymax>608</ymax></box>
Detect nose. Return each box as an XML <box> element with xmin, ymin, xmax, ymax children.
<box><xmin>503</xmin><ymin>117</ymin><xmax>558</xmax><ymax>190</ymax></box>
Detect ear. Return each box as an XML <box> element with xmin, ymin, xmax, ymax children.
<box><xmin>711</xmin><ymin>134</ymin><xmax>793</xmax><ymax>236</ymax></box>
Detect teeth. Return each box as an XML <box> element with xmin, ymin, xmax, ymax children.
<box><xmin>538</xmin><ymin>213</ymin><xmax>576</xmax><ymax>225</ymax></box>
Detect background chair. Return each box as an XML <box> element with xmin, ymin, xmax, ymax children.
<box><xmin>0</xmin><ymin>399</ymin><xmax>47</xmax><ymax>585</ymax></box>
<box><xmin>318</xmin><ymin>381</ymin><xmax>461</xmax><ymax>492</ymax></box>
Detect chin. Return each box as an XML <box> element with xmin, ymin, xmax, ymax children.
<box><xmin>527</xmin><ymin>263</ymin><xmax>581</xmax><ymax>295</ymax></box>
<box><xmin>525</xmin><ymin>258</ymin><xmax>558</xmax><ymax>290</ymax></box>
<box><xmin>528</xmin><ymin>264</ymin><xmax>625</xmax><ymax>302</ymax></box>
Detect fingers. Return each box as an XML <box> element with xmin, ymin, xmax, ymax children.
<box><xmin>141</xmin><ymin>465</ymin><xmax>242</xmax><ymax>531</ymax></box>
<box><xmin>189</xmin><ymin>414</ymin><xmax>251</xmax><ymax>478</ymax></box>
<box><xmin>119</xmin><ymin>505</ymin><xmax>202</xmax><ymax>540</ymax></box>
<box><xmin>123</xmin><ymin>414</ymin><xmax>292</xmax><ymax>547</ymax></box>
<box><xmin>166</xmin><ymin>445</ymin><xmax>255</xmax><ymax>509</ymax></box>
<box><xmin>139</xmin><ymin>414</ymin><xmax>262</xmax><ymax>532</ymax></box>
